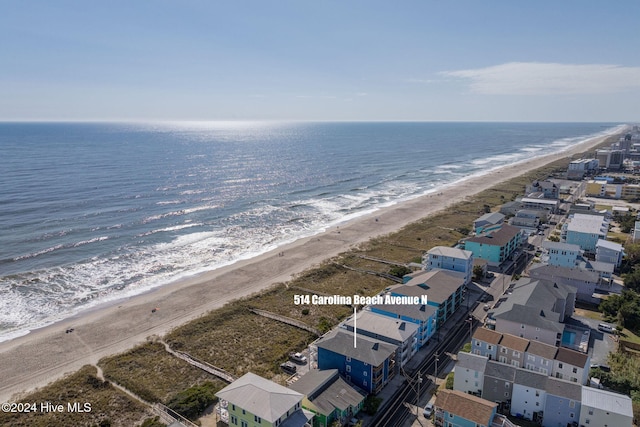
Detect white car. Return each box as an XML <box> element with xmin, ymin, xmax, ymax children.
<box><xmin>423</xmin><ymin>402</ymin><xmax>434</xmax><ymax>418</ymax></box>
<box><xmin>289</xmin><ymin>352</ymin><xmax>308</xmax><ymax>364</ymax></box>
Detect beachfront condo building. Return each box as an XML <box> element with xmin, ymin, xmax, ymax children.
<box><xmin>526</xmin><ymin>180</ymin><xmax>559</xmax><ymax>199</ymax></box>
<box><xmin>314</xmin><ymin>329</ymin><xmax>396</xmax><ymax>395</ymax></box>
<box><xmin>216</xmin><ymin>372</ymin><xmax>313</xmax><ymax>427</ymax></box>
<box><xmin>423</xmin><ymin>246</ymin><xmax>473</xmax><ymax>285</ymax></box>
<box><xmin>463</xmin><ymin>223</ymin><xmax>522</xmax><ymax>268</ymax></box>
<box><xmin>397</xmin><ymin>269</ymin><xmax>466</xmax><ymax>329</ymax></box>
<box><xmin>368</xmin><ymin>302</ymin><xmax>437</xmax><ymax>348</ymax></box>
<box><xmin>339</xmin><ymin>309</ymin><xmax>419</xmax><ymax>368</ymax></box>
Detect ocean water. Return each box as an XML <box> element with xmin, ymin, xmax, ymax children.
<box><xmin>0</xmin><ymin>121</ymin><xmax>625</xmax><ymax>341</ymax></box>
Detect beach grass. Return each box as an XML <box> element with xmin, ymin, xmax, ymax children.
<box><xmin>99</xmin><ymin>341</ymin><xmax>225</xmax><ymax>404</ymax></box>
<box><xmin>0</xmin><ymin>365</ymin><xmax>151</xmax><ymax>427</ymax></box>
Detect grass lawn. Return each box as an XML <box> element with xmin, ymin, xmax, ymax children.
<box><xmin>574</xmin><ymin>307</ymin><xmax>603</xmax><ymax>321</ymax></box>
<box><xmin>619</xmin><ymin>328</ymin><xmax>640</xmax><ymax>345</ymax></box>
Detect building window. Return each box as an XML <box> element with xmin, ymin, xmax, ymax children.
<box><xmin>254</xmin><ymin>415</ymin><xmax>261</xmax><ymax>424</ymax></box>
<box><xmin>363</xmin><ymin>371</ymin><xmax>367</xmax><ymax>377</ymax></box>
<box><xmin>528</xmin><ymin>355</ymin><xmax>535</xmax><ymax>361</ymax></box>
<box><xmin>231</xmin><ymin>415</ymin><xmax>237</xmax><ymax>425</ymax></box>
<box><xmin>501</xmin><ymin>348</ymin><xmax>507</xmax><ymax>354</ymax></box>
<box><xmin>346</xmin><ymin>356</ymin><xmax>351</xmax><ymax>362</ymax></box>
<box><xmin>241</xmin><ymin>422</ymin><xmax>248</xmax><ymax>427</ymax></box>
<box><xmin>558</xmin><ymin>363</ymin><xmax>563</xmax><ymax>369</ymax></box>
<box><xmin>487</xmin><ymin>345</ymin><xmax>493</xmax><ymax>351</ymax></box>
<box><xmin>572</xmin><ymin>367</ymin><xmax>578</xmax><ymax>373</ymax></box>
<box><xmin>346</xmin><ymin>365</ymin><xmax>351</xmax><ymax>373</ymax></box>
<box><xmin>505</xmin><ymin>392</ymin><xmax>510</xmax><ymax>397</ymax></box>
<box><xmin>588</xmin><ymin>409</ymin><xmax>593</xmax><ymax>415</ymax></box>
<box><xmin>569</xmin><ymin>401</ymin><xmax>575</xmax><ymax>408</ymax></box>
<box><xmin>513</xmin><ymin>351</ymin><xmax>520</xmax><ymax>357</ymax></box>
<box><xmin>475</xmin><ymin>340</ymin><xmax>480</xmax><ymax>346</ymax></box>
<box><xmin>363</xmin><ymin>380</ymin><xmax>367</xmax><ymax>386</ymax></box>
<box><xmin>505</xmin><ymin>382</ymin><xmax>510</xmax><ymax>389</ymax></box>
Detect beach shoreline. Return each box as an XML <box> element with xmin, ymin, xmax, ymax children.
<box><xmin>0</xmin><ymin>126</ymin><xmax>628</xmax><ymax>402</ymax></box>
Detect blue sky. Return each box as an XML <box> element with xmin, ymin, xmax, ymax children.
<box><xmin>2</xmin><ymin>1</ymin><xmax>639</xmax><ymax>122</ymax></box>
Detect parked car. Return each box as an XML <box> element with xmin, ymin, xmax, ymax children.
<box><xmin>598</xmin><ymin>323</ymin><xmax>616</xmax><ymax>333</ymax></box>
<box><xmin>423</xmin><ymin>402</ymin><xmax>434</xmax><ymax>418</ymax></box>
<box><xmin>280</xmin><ymin>361</ymin><xmax>297</xmax><ymax>374</ymax></box>
<box><xmin>289</xmin><ymin>352</ymin><xmax>308</xmax><ymax>364</ymax></box>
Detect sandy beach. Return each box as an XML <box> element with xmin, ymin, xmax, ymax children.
<box><xmin>0</xmin><ymin>128</ymin><xmax>625</xmax><ymax>402</ymax></box>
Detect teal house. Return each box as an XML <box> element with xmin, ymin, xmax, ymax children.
<box><xmin>434</xmin><ymin>389</ymin><xmax>499</xmax><ymax>427</ymax></box>
<box><xmin>464</xmin><ymin>224</ymin><xmax>522</xmax><ymax>268</ymax></box>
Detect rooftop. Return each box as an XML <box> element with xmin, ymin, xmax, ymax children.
<box><xmin>581</xmin><ymin>387</ymin><xmax>634</xmax><ymax>417</ymax></box>
<box><xmin>525</xmin><ymin>340</ymin><xmax>558</xmax><ymax>360</ymax></box>
<box><xmin>514</xmin><ymin>369</ymin><xmax>548</xmax><ymax>390</ymax></box>
<box><xmin>368</xmin><ymin>302</ymin><xmax>437</xmax><ymax>322</ymax></box>
<box><xmin>341</xmin><ymin>310</ymin><xmax>419</xmax><ymax>344</ymax></box>
<box><xmin>473</xmin><ymin>327</ymin><xmax>503</xmax><ymax>345</ymax></box>
<box><xmin>555</xmin><ymin>347</ymin><xmax>588</xmax><ymax>367</ymax></box>
<box><xmin>456</xmin><ymin>351</ymin><xmax>489</xmax><ymax>373</ymax></box>
<box><xmin>475</xmin><ymin>212</ymin><xmax>505</xmax><ymax>225</ymax></box>
<box><xmin>315</xmin><ymin>330</ymin><xmax>396</xmax><ymax>367</ymax></box>
<box><xmin>499</xmin><ymin>334</ymin><xmax>529</xmax><ymax>352</ymax></box>
<box><xmin>427</xmin><ymin>246</ymin><xmax>473</xmax><ymax>260</ymax></box>
<box><xmin>215</xmin><ymin>372</ymin><xmax>303</xmax><ymax>423</ymax></box>
<box><xmin>396</xmin><ymin>270</ymin><xmax>465</xmax><ymax>303</ymax></box>
<box><xmin>566</xmin><ymin>213</ymin><xmax>608</xmax><ymax>235</ymax></box>
<box><xmin>434</xmin><ymin>389</ymin><xmax>497</xmax><ymax>426</ymax></box>
<box><xmin>542</xmin><ymin>241</ymin><xmax>581</xmax><ymax>252</ymax></box>
<box><xmin>596</xmin><ymin>238</ymin><xmax>623</xmax><ymax>251</ymax></box>
<box><xmin>545</xmin><ymin>377</ymin><xmax>582</xmax><ymax>400</ymax></box>
<box><xmin>288</xmin><ymin>369</ymin><xmax>365</xmax><ymax>415</ymax></box>
<box><xmin>465</xmin><ymin>223</ymin><xmax>521</xmax><ymax>246</ymax></box>
<box><xmin>528</xmin><ymin>264</ymin><xmax>600</xmax><ymax>283</ymax></box>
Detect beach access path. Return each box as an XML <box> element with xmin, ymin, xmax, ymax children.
<box><xmin>0</xmin><ymin>129</ymin><xmax>625</xmax><ymax>403</ymax></box>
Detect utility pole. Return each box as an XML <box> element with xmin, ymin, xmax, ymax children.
<box><xmin>416</xmin><ymin>369</ymin><xmax>423</xmax><ymax>425</ymax></box>
<box><xmin>466</xmin><ymin>316</ymin><xmax>474</xmax><ymax>339</ymax></box>
<box><xmin>434</xmin><ymin>352</ymin><xmax>440</xmax><ymax>384</ymax></box>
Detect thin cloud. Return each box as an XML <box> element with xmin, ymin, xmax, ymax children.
<box><xmin>441</xmin><ymin>62</ymin><xmax>640</xmax><ymax>95</ymax></box>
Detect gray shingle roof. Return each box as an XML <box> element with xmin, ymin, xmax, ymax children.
<box><xmin>435</xmin><ymin>389</ymin><xmax>497</xmax><ymax>426</ymax></box>
<box><xmin>529</xmin><ymin>264</ymin><xmax>599</xmax><ymax>283</ymax></box>
<box><xmin>526</xmin><ymin>340</ymin><xmax>558</xmax><ymax>360</ymax></box>
<box><xmin>514</xmin><ymin>369</ymin><xmax>548</xmax><ymax>390</ymax></box>
<box><xmin>288</xmin><ymin>369</ymin><xmax>365</xmax><ymax>415</ymax></box>
<box><xmin>316</xmin><ymin>330</ymin><xmax>396</xmax><ymax>366</ymax></box>
<box><xmin>456</xmin><ymin>352</ymin><xmax>488</xmax><ymax>373</ymax></box>
<box><xmin>555</xmin><ymin>347</ymin><xmax>588</xmax><ymax>367</ymax></box>
<box><xmin>545</xmin><ymin>377</ymin><xmax>582</xmax><ymax>400</ymax></box>
<box><xmin>215</xmin><ymin>373</ymin><xmax>303</xmax><ymax>423</ymax></box>
<box><xmin>466</xmin><ymin>223</ymin><xmax>521</xmax><ymax>246</ymax></box>
<box><xmin>342</xmin><ymin>310</ymin><xmax>418</xmax><ymax>344</ymax></box>
<box><xmin>396</xmin><ymin>270</ymin><xmax>465</xmax><ymax>303</ymax></box>
<box><xmin>484</xmin><ymin>360</ymin><xmax>516</xmax><ymax>381</ymax></box>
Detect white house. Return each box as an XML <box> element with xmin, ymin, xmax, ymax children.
<box><xmin>595</xmin><ymin>239</ymin><xmax>624</xmax><ymax>268</ymax></box>
<box><xmin>423</xmin><ymin>246</ymin><xmax>473</xmax><ymax>285</ymax></box>
<box><xmin>511</xmin><ymin>370</ymin><xmax>547</xmax><ymax>422</ymax></box>
<box><xmin>579</xmin><ymin>387</ymin><xmax>634</xmax><ymax>427</ymax></box>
